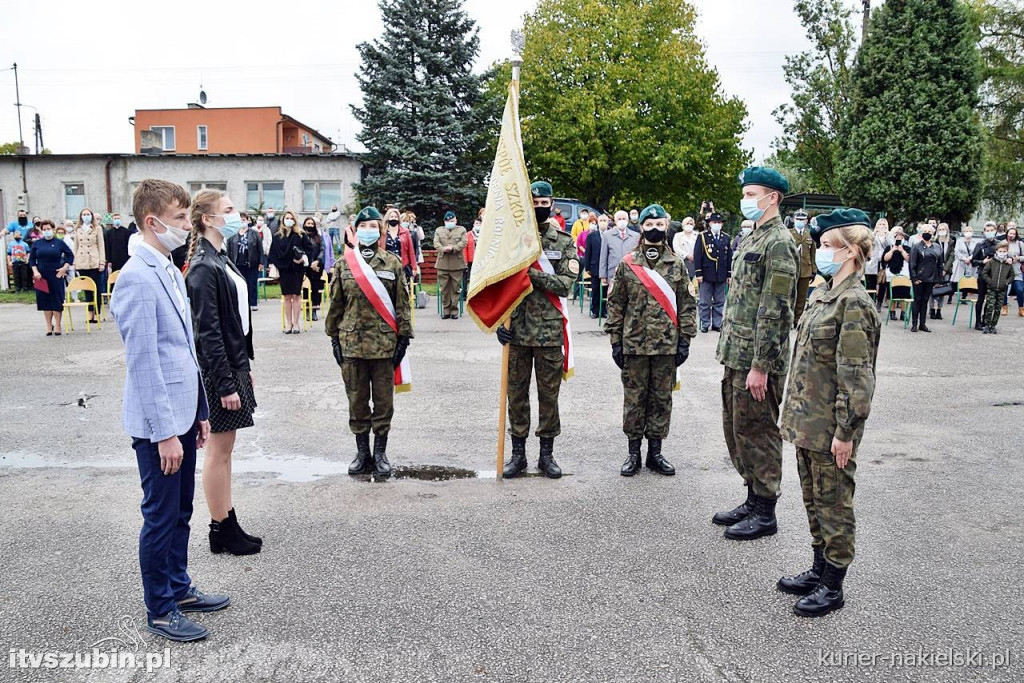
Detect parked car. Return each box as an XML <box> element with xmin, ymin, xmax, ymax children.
<box><xmin>553</xmin><ymin>198</ymin><xmax>601</xmax><ymax>230</ymax></box>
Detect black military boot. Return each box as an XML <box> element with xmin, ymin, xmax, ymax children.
<box><xmin>348</xmin><ymin>433</ymin><xmax>372</xmax><ymax>475</ymax></box>
<box><xmin>537</xmin><ymin>437</ymin><xmax>562</xmax><ymax>479</ymax></box>
<box><xmin>373</xmin><ymin>434</ymin><xmax>392</xmax><ymax>479</ymax></box>
<box><xmin>793</xmin><ymin>563</ymin><xmax>847</xmax><ymax>618</ymax></box>
<box><xmin>503</xmin><ymin>437</ymin><xmax>528</xmax><ymax>478</ymax></box>
<box><xmin>777</xmin><ymin>546</ymin><xmax>825</xmax><ymax>595</ymax></box>
<box><xmin>645</xmin><ymin>438</ymin><xmax>675</xmax><ymax>476</ymax></box>
<box><xmin>712</xmin><ymin>484</ymin><xmax>754</xmax><ymax>526</ymax></box>
<box><xmin>724</xmin><ymin>494</ymin><xmax>778</xmax><ymax>540</ymax></box>
<box><xmin>621</xmin><ymin>439</ymin><xmax>642</xmax><ymax>477</ymax></box>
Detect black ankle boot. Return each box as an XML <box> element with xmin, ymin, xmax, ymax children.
<box><xmin>889</xmin><ymin>311</ymin><xmax>897</xmax><ymax>321</ymax></box>
<box><xmin>777</xmin><ymin>547</ymin><xmax>825</xmax><ymax>595</ymax></box>
<box><xmin>349</xmin><ymin>433</ymin><xmax>372</xmax><ymax>475</ymax></box>
<box><xmin>228</xmin><ymin>508</ymin><xmax>262</xmax><ymax>545</ymax></box>
<box><xmin>794</xmin><ymin>563</ymin><xmax>847</xmax><ymax>617</ymax></box>
<box><xmin>209</xmin><ymin>516</ymin><xmax>261</xmax><ymax>556</ymax></box>
<box><xmin>936</xmin><ymin>309</ymin><xmax>943</xmax><ymax>320</ymax></box>
<box><xmin>724</xmin><ymin>493</ymin><xmax>778</xmax><ymax>540</ymax></box>
<box><xmin>712</xmin><ymin>484</ymin><xmax>753</xmax><ymax>526</ymax></box>
<box><xmin>645</xmin><ymin>438</ymin><xmax>675</xmax><ymax>475</ymax></box>
<box><xmin>373</xmin><ymin>433</ymin><xmax>392</xmax><ymax>478</ymax></box>
<box><xmin>312</xmin><ymin>309</ymin><xmax>319</xmax><ymax>321</ymax></box>
<box><xmin>537</xmin><ymin>437</ymin><xmax>562</xmax><ymax>479</ymax></box>
<box><xmin>621</xmin><ymin>439</ymin><xmax>642</xmax><ymax>477</ymax></box>
<box><xmin>503</xmin><ymin>437</ymin><xmax>528</xmax><ymax>478</ymax></box>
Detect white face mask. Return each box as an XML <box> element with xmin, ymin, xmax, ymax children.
<box><xmin>445</xmin><ymin>221</ymin><xmax>456</xmax><ymax>229</ymax></box>
<box><xmin>81</xmin><ymin>214</ymin><xmax>93</xmax><ymax>225</ymax></box>
<box><xmin>153</xmin><ymin>217</ymin><xmax>190</xmax><ymax>252</ymax></box>
<box><xmin>710</xmin><ymin>223</ymin><xmax>723</xmax><ymax>234</ymax></box>
<box><xmin>284</xmin><ymin>218</ymin><xmax>296</xmax><ymax>228</ymax></box>
<box><xmin>616</xmin><ymin>219</ymin><xmax>628</xmax><ymax>230</ymax></box>
<box><xmin>683</xmin><ymin>223</ymin><xmax>693</xmax><ymax>233</ymax></box>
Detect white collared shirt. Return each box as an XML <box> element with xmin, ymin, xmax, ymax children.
<box><xmin>138</xmin><ymin>241</ymin><xmax>186</xmax><ymax>316</ymax></box>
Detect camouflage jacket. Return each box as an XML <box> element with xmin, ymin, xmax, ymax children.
<box><xmin>325</xmin><ymin>246</ymin><xmax>414</xmax><ymax>359</ymax></box>
<box><xmin>789</xmin><ymin>227</ymin><xmax>817</xmax><ymax>279</ymax></box>
<box><xmin>605</xmin><ymin>244</ymin><xmax>697</xmax><ymax>355</ymax></box>
<box><xmin>716</xmin><ymin>215</ymin><xmax>798</xmax><ymax>375</ymax></box>
<box><xmin>509</xmin><ymin>221</ymin><xmax>579</xmax><ymax>347</ymax></box>
<box><xmin>433</xmin><ymin>225</ymin><xmax>468</xmax><ymax>271</ymax></box>
<box><xmin>780</xmin><ymin>275</ymin><xmax>880</xmax><ymax>452</ymax></box>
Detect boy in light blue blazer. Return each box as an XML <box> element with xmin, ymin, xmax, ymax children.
<box><xmin>110</xmin><ymin>179</ymin><xmax>230</xmax><ymax>642</ymax></box>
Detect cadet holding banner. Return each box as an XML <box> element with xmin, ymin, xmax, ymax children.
<box><xmin>605</xmin><ymin>204</ymin><xmax>697</xmax><ymax>477</ymax></box>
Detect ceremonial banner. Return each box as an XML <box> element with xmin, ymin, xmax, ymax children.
<box><xmin>466</xmin><ymin>80</ymin><xmax>542</xmax><ymax>332</ymax></box>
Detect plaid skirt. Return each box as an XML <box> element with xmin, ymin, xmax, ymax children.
<box><xmin>204</xmin><ymin>369</ymin><xmax>257</xmax><ymax>433</ymax></box>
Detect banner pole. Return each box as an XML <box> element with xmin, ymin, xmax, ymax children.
<box><xmin>496</xmin><ymin>321</ymin><xmax>510</xmax><ymax>479</ymax></box>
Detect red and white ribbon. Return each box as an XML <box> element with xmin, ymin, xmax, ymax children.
<box><xmin>532</xmin><ymin>253</ymin><xmax>575</xmax><ymax>380</ymax></box>
<box><xmin>624</xmin><ymin>253</ymin><xmax>681</xmax><ymax>391</ymax></box>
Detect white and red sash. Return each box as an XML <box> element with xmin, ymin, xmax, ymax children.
<box><xmin>531</xmin><ymin>252</ymin><xmax>575</xmax><ymax>380</ymax></box>
<box><xmin>344</xmin><ymin>247</ymin><xmax>412</xmax><ymax>393</ymax></box>
<box><xmin>624</xmin><ymin>253</ymin><xmax>681</xmax><ymax>391</ymax></box>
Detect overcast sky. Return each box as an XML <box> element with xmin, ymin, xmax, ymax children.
<box><xmin>0</xmin><ymin>0</ymin><xmax>850</xmax><ymax>161</ymax></box>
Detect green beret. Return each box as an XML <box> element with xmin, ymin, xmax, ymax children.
<box><xmin>638</xmin><ymin>204</ymin><xmax>668</xmax><ymax>225</ymax></box>
<box><xmin>354</xmin><ymin>206</ymin><xmax>383</xmax><ymax>226</ymax></box>
<box><xmin>810</xmin><ymin>208</ymin><xmax>870</xmax><ymax>246</ymax></box>
<box><xmin>530</xmin><ymin>181</ymin><xmax>553</xmax><ymax>198</ymax></box>
<box><xmin>444</xmin><ymin>211</ymin><xmax>456</xmax><ymax>221</ymax></box>
<box><xmin>738</xmin><ymin>166</ymin><xmax>790</xmax><ymax>195</ymax></box>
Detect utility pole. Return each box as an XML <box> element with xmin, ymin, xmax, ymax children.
<box><xmin>12</xmin><ymin>62</ymin><xmax>24</xmax><ymax>152</ymax></box>
<box><xmin>34</xmin><ymin>113</ymin><xmax>43</xmax><ymax>154</ymax></box>
<box><xmin>862</xmin><ymin>0</ymin><xmax>871</xmax><ymax>45</ymax></box>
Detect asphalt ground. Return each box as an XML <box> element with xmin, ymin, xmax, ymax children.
<box><xmin>0</xmin><ymin>294</ymin><xmax>1022</xmax><ymax>683</ymax></box>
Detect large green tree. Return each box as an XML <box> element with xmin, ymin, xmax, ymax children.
<box><xmin>837</xmin><ymin>0</ymin><xmax>984</xmax><ymax>225</ymax></box>
<box><xmin>352</xmin><ymin>0</ymin><xmax>487</xmax><ymax>226</ymax></box>
<box><xmin>489</xmin><ymin>0</ymin><xmax>748</xmax><ymax>217</ymax></box>
<box><xmin>772</xmin><ymin>0</ymin><xmax>857</xmax><ymax>195</ymax></box>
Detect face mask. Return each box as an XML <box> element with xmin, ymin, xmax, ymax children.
<box><xmin>81</xmin><ymin>214</ymin><xmax>93</xmax><ymax>225</ymax></box>
<box><xmin>938</xmin><ymin>230</ymin><xmax>948</xmax><ymax>237</ymax></box>
<box><xmin>113</xmin><ymin>218</ymin><xmax>122</xmax><ymax>227</ymax></box>
<box><xmin>710</xmin><ymin>223</ymin><xmax>722</xmax><ymax>235</ymax></box>
<box><xmin>683</xmin><ymin>223</ymin><xmax>693</xmax><ymax>233</ymax></box>
<box><xmin>985</xmin><ymin>231</ymin><xmax>996</xmax><ymax>240</ymax></box>
<box><xmin>56</xmin><ymin>234</ymin><xmax>65</xmax><ymax>240</ymax></box>
<box><xmin>616</xmin><ymin>219</ymin><xmax>628</xmax><ymax>230</ymax></box>
<box><xmin>284</xmin><ymin>218</ymin><xmax>296</xmax><ymax>228</ymax></box>
<box><xmin>17</xmin><ymin>216</ymin><xmax>27</xmax><ymax>226</ymax></box>
<box><xmin>643</xmin><ymin>228</ymin><xmax>666</xmax><ymax>244</ymax></box>
<box><xmin>42</xmin><ymin>230</ymin><xmax>54</xmax><ymax>239</ymax></box>
<box><xmin>921</xmin><ymin>232</ymin><xmax>932</xmax><ymax>241</ymax></box>
<box><xmin>534</xmin><ymin>207</ymin><xmax>550</xmax><ymax>225</ymax></box>
<box><xmin>356</xmin><ymin>228</ymin><xmax>380</xmax><ymax>246</ymax></box>
<box><xmin>445</xmin><ymin>221</ymin><xmax>457</xmax><ymax>229</ymax></box>
<box><xmin>794</xmin><ymin>220</ymin><xmax>807</xmax><ymax>230</ymax></box>
<box><xmin>387</xmin><ymin>219</ymin><xmax>400</xmax><ymax>227</ymax></box>
<box><xmin>963</xmin><ymin>233</ymin><xmax>973</xmax><ymax>240</ymax></box>
<box><xmin>630</xmin><ymin>214</ymin><xmax>638</xmax><ymax>222</ymax></box>
<box><xmin>741</xmin><ymin>227</ymin><xmax>752</xmax><ymax>237</ymax></box>
<box><xmin>214</xmin><ymin>212</ymin><xmax>243</xmax><ymax>240</ymax></box>
<box><xmin>153</xmin><ymin>217</ymin><xmax>190</xmax><ymax>251</ymax></box>
<box><xmin>740</xmin><ymin>193</ymin><xmax>772</xmax><ymax>222</ymax></box>
<box><xmin>267</xmin><ymin>212</ymin><xmax>275</xmax><ymax>218</ymax></box>
<box><xmin>14</xmin><ymin>236</ymin><xmax>22</xmax><ymax>242</ymax></box>
<box><xmin>996</xmin><ymin>252</ymin><xmax>1008</xmax><ymax>261</ymax></box>
<box><xmin>815</xmin><ymin>246</ymin><xmax>847</xmax><ymax>277</ymax></box>
<box><xmin>401</xmin><ymin>222</ymin><xmax>410</xmax><ymax>229</ymax></box>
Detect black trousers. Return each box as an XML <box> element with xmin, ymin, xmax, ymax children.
<box><xmin>976</xmin><ymin>278</ymin><xmax>989</xmax><ymax>327</ymax></box>
<box><xmin>306</xmin><ymin>267</ymin><xmax>324</xmax><ymax>308</ymax></box>
<box><xmin>78</xmin><ymin>268</ymin><xmax>102</xmax><ymax>316</ymax></box>
<box><xmin>589</xmin><ymin>272</ymin><xmax>602</xmax><ymax>316</ymax></box>
<box><xmin>12</xmin><ymin>262</ymin><xmax>32</xmax><ymax>291</ymax></box>
<box><xmin>912</xmin><ymin>281</ymin><xmax>934</xmax><ymax>327</ymax></box>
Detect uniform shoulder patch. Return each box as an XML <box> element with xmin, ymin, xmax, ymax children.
<box><xmin>770</xmin><ymin>272</ymin><xmax>793</xmax><ymax>296</ymax></box>
<box><xmin>568</xmin><ymin>259</ymin><xmax>580</xmax><ymax>275</ymax></box>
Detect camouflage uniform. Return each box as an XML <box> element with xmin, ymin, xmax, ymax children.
<box><xmin>981</xmin><ymin>258</ymin><xmax>1014</xmax><ymax>329</ymax></box>
<box><xmin>780</xmin><ymin>275</ymin><xmax>880</xmax><ymax>568</ymax></box>
<box><xmin>605</xmin><ymin>244</ymin><xmax>697</xmax><ymax>439</ymax></box>
<box><xmin>716</xmin><ymin>214</ymin><xmax>798</xmax><ymax>499</ymax></box>
<box><xmin>507</xmin><ymin>220</ymin><xmax>579</xmax><ymax>438</ymax></box>
<box><xmin>434</xmin><ymin>225</ymin><xmax>467</xmax><ymax>318</ymax></box>
<box><xmin>325</xmin><ymin>245</ymin><xmax>413</xmax><ymax>436</ymax></box>
<box><xmin>789</xmin><ymin>225</ymin><xmax>817</xmax><ymax>323</ymax></box>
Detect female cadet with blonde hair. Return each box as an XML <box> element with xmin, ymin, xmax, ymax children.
<box><xmin>778</xmin><ymin>208</ymin><xmax>880</xmax><ymax>618</ymax></box>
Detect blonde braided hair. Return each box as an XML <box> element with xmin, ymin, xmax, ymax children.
<box><xmin>186</xmin><ymin>189</ymin><xmax>225</xmax><ymax>264</ymax></box>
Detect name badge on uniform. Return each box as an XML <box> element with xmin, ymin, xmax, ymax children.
<box><xmin>375</xmin><ymin>270</ymin><xmax>396</xmax><ymax>281</ymax></box>
<box><xmin>544</xmin><ymin>249</ymin><xmax>562</xmax><ymax>260</ymax></box>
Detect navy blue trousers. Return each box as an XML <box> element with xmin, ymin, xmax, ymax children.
<box><xmin>133</xmin><ymin>420</ymin><xmax>198</xmax><ymax>617</ymax></box>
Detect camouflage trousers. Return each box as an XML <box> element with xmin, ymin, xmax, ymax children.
<box><xmin>796</xmin><ymin>447</ymin><xmax>857</xmax><ymax>568</ymax></box>
<box><xmin>621</xmin><ymin>355</ymin><xmax>675</xmax><ymax>439</ymax></box>
<box><xmin>507</xmin><ymin>345</ymin><xmax>563</xmax><ymax>439</ymax></box>
<box><xmin>437</xmin><ymin>269</ymin><xmax>462</xmax><ymax>318</ymax></box>
<box><xmin>341</xmin><ymin>358</ymin><xmax>394</xmax><ymax>436</ymax></box>
<box><xmin>794</xmin><ymin>276</ymin><xmax>813</xmax><ymax>324</ymax></box>
<box><xmin>721</xmin><ymin>366</ymin><xmax>784</xmax><ymax>499</ymax></box>
<box><xmin>983</xmin><ymin>289</ymin><xmax>1004</xmax><ymax>328</ymax></box>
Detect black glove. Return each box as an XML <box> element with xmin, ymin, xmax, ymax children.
<box><xmin>393</xmin><ymin>336</ymin><xmax>410</xmax><ymax>368</ymax></box>
<box><xmin>331</xmin><ymin>338</ymin><xmax>344</xmax><ymax>367</ymax></box>
<box><xmin>612</xmin><ymin>342</ymin><xmax>624</xmax><ymax>369</ymax></box>
<box><xmin>496</xmin><ymin>327</ymin><xmax>513</xmax><ymax>345</ymax></box>
<box><xmin>675</xmin><ymin>337</ymin><xmax>690</xmax><ymax>367</ymax></box>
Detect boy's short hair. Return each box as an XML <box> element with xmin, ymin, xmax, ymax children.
<box><xmin>132</xmin><ymin>179</ymin><xmax>190</xmax><ymax>228</ymax></box>
<box><xmin>996</xmin><ymin>241</ymin><xmax>1009</xmax><ymax>250</ymax></box>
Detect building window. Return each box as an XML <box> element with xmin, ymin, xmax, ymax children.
<box><xmin>188</xmin><ymin>182</ymin><xmax>228</xmax><ymax>194</ymax></box>
<box><xmin>302</xmin><ymin>133</ymin><xmax>310</xmax><ymax>148</ymax></box>
<box><xmin>64</xmin><ymin>183</ymin><xmax>86</xmax><ymax>220</ymax></box>
<box><xmin>302</xmin><ymin>181</ymin><xmax>342</xmax><ymax>212</ymax></box>
<box><xmin>246</xmin><ymin>181</ymin><xmax>285</xmax><ymax>212</ymax></box>
<box><xmin>150</xmin><ymin>126</ymin><xmax>175</xmax><ymax>151</ymax></box>
<box><xmin>197</xmin><ymin>125</ymin><xmax>208</xmax><ymax>151</ymax></box>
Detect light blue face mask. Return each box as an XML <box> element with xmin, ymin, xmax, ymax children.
<box><xmin>356</xmin><ymin>228</ymin><xmax>380</xmax><ymax>246</ymax></box>
<box><xmin>214</xmin><ymin>212</ymin><xmax>243</xmax><ymax>241</ymax></box>
<box><xmin>815</xmin><ymin>246</ymin><xmax>848</xmax><ymax>277</ymax></box>
<box><xmin>740</xmin><ymin>193</ymin><xmax>773</xmax><ymax>222</ymax></box>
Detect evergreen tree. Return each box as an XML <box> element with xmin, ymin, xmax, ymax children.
<box><xmin>837</xmin><ymin>0</ymin><xmax>983</xmax><ymax>225</ymax></box>
<box><xmin>352</xmin><ymin>0</ymin><xmax>486</xmax><ymax>227</ymax></box>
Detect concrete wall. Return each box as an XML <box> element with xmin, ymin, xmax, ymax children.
<box><xmin>0</xmin><ymin>154</ymin><xmax>363</xmax><ymax>224</ymax></box>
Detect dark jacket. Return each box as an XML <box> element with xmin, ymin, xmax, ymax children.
<box><xmin>104</xmin><ymin>226</ymin><xmax>132</xmax><ymax>272</ymax></box>
<box><xmin>227</xmin><ymin>228</ymin><xmax>264</xmax><ymax>270</ymax></box>
<box><xmin>909</xmin><ymin>241</ymin><xmax>945</xmax><ymax>283</ymax></box>
<box><xmin>185</xmin><ymin>237</ymin><xmax>254</xmax><ymax>398</ymax></box>
<box><xmin>882</xmin><ymin>242</ymin><xmax>909</xmax><ymax>276</ymax></box>
<box><xmin>269</xmin><ymin>231</ymin><xmax>311</xmax><ymax>274</ymax></box>
<box><xmin>693</xmin><ymin>230</ymin><xmax>732</xmax><ymax>283</ymax></box>
<box><xmin>583</xmin><ymin>229</ymin><xmax>603</xmax><ymax>276</ymax></box>
<box><xmin>935</xmin><ymin>238</ymin><xmax>956</xmax><ymax>279</ymax></box>
<box><xmin>971</xmin><ymin>238</ymin><xmax>999</xmax><ymax>269</ymax></box>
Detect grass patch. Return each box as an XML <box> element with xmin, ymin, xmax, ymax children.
<box><xmin>0</xmin><ymin>290</ymin><xmax>36</xmax><ymax>304</ymax></box>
